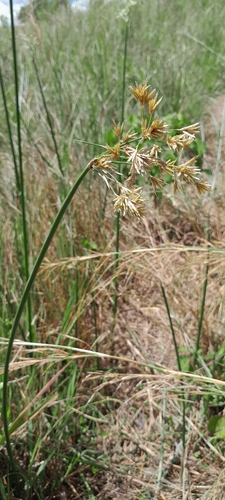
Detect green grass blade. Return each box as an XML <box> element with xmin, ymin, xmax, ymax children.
<box><xmin>113</xmin><ymin>20</ymin><xmax>128</xmax><ymax>325</ymax></box>
<box><xmin>33</xmin><ymin>58</ymin><xmax>64</xmax><ymax>176</ymax></box>
<box><xmin>9</xmin><ymin>0</ymin><xmax>33</xmax><ymax>344</ymax></box>
<box><xmin>161</xmin><ymin>283</ymin><xmax>181</xmax><ymax>372</ymax></box>
<box><xmin>161</xmin><ymin>283</ymin><xmax>186</xmax><ymax>455</ymax></box>
<box><xmin>0</xmin><ymin>67</ymin><xmax>20</xmax><ymax>191</ymax></box>
<box><xmin>193</xmin><ymin>259</ymin><xmax>209</xmax><ymax>367</ymax></box>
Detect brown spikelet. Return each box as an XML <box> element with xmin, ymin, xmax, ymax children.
<box><xmin>121</xmin><ymin>130</ymin><xmax>137</xmax><ymax>143</ymax></box>
<box><xmin>195</xmin><ymin>181</ymin><xmax>211</xmax><ymax>194</ymax></box>
<box><xmin>167</xmin><ymin>134</ymin><xmax>194</xmax><ymax>151</ymax></box>
<box><xmin>113</xmin><ymin>120</ymin><xmax>123</xmax><ymax>139</ymax></box>
<box><xmin>148</xmin><ymin>118</ymin><xmax>168</xmax><ymax>139</ymax></box>
<box><xmin>104</xmin><ymin>143</ymin><xmax>121</xmax><ymax>159</ymax></box>
<box><xmin>148</xmin><ymin>92</ymin><xmax>163</xmax><ymax>115</ymax></box>
<box><xmin>149</xmin><ymin>175</ymin><xmax>164</xmax><ymax>192</ymax></box>
<box><xmin>129</xmin><ymin>82</ymin><xmax>155</xmax><ymax>107</ymax></box>
<box><xmin>177</xmin><ymin>122</ymin><xmax>200</xmax><ymax>136</ymax></box>
<box><xmin>113</xmin><ymin>187</ymin><xmax>146</xmax><ymax>218</ymax></box>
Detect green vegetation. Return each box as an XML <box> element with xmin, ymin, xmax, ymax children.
<box><xmin>1</xmin><ymin>0</ymin><xmax>225</xmax><ymax>498</ymax></box>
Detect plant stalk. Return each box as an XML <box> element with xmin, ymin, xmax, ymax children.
<box><xmin>9</xmin><ymin>0</ymin><xmax>33</xmax><ymax>341</ymax></box>
<box><xmin>112</xmin><ymin>20</ymin><xmax>128</xmax><ymax>323</ymax></box>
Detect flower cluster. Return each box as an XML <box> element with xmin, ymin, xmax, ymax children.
<box><xmin>89</xmin><ymin>83</ymin><xmax>210</xmax><ymax>218</ymax></box>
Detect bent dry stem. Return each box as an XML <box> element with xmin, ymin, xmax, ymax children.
<box><xmin>2</xmin><ymin>163</ymin><xmax>90</xmax><ymax>481</ymax></box>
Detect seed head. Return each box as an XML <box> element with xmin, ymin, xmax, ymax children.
<box><xmin>89</xmin><ymin>83</ymin><xmax>210</xmax><ymax>219</ymax></box>
<box><xmin>167</xmin><ymin>134</ymin><xmax>194</xmax><ymax>152</ymax></box>
<box><xmin>148</xmin><ymin>92</ymin><xmax>163</xmax><ymax>116</ymax></box>
<box><xmin>129</xmin><ymin>82</ymin><xmax>155</xmax><ymax>107</ymax></box>
<box><xmin>149</xmin><ymin>175</ymin><xmax>164</xmax><ymax>192</ymax></box>
<box><xmin>113</xmin><ymin>120</ymin><xmax>123</xmax><ymax>139</ymax></box>
<box><xmin>113</xmin><ymin>186</ymin><xmax>146</xmax><ymax>218</ymax></box>
<box><xmin>177</xmin><ymin>122</ymin><xmax>200</xmax><ymax>137</ymax></box>
<box><xmin>104</xmin><ymin>143</ymin><xmax>121</xmax><ymax>159</ymax></box>
<box><xmin>148</xmin><ymin>118</ymin><xmax>168</xmax><ymax>140</ymax></box>
<box><xmin>92</xmin><ymin>156</ymin><xmax>114</xmax><ymax>173</ymax></box>
<box><xmin>124</xmin><ymin>146</ymin><xmax>159</xmax><ymax>176</ymax></box>
<box><xmin>174</xmin><ymin>157</ymin><xmax>211</xmax><ymax>193</ymax></box>
<box><xmin>195</xmin><ymin>181</ymin><xmax>211</xmax><ymax>194</ymax></box>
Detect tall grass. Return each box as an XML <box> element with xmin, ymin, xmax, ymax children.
<box><xmin>1</xmin><ymin>0</ymin><xmax>225</xmax><ymax>498</ymax></box>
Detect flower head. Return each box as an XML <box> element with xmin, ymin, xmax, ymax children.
<box><xmin>124</xmin><ymin>146</ymin><xmax>159</xmax><ymax>176</ymax></box>
<box><xmin>89</xmin><ymin>83</ymin><xmax>210</xmax><ymax>219</ymax></box>
<box><xmin>104</xmin><ymin>143</ymin><xmax>121</xmax><ymax>160</ymax></box>
<box><xmin>167</xmin><ymin>134</ymin><xmax>194</xmax><ymax>152</ymax></box>
<box><xmin>177</xmin><ymin>122</ymin><xmax>200</xmax><ymax>137</ymax></box>
<box><xmin>113</xmin><ymin>120</ymin><xmax>123</xmax><ymax>139</ymax></box>
<box><xmin>129</xmin><ymin>82</ymin><xmax>155</xmax><ymax>107</ymax></box>
<box><xmin>91</xmin><ymin>156</ymin><xmax>114</xmax><ymax>173</ymax></box>
<box><xmin>174</xmin><ymin>157</ymin><xmax>211</xmax><ymax>193</ymax></box>
<box><xmin>148</xmin><ymin>92</ymin><xmax>163</xmax><ymax>115</ymax></box>
<box><xmin>148</xmin><ymin>118</ymin><xmax>168</xmax><ymax>140</ymax></box>
<box><xmin>113</xmin><ymin>187</ymin><xmax>145</xmax><ymax>218</ymax></box>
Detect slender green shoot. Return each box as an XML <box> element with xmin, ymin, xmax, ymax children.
<box><xmin>193</xmin><ymin>258</ymin><xmax>209</xmax><ymax>367</ymax></box>
<box><xmin>193</xmin><ymin>224</ymin><xmax>210</xmax><ymax>367</ymax></box>
<box><xmin>161</xmin><ymin>283</ymin><xmax>181</xmax><ymax>371</ymax></box>
<box><xmin>0</xmin><ymin>67</ymin><xmax>20</xmax><ymax>191</ymax></box>
<box><xmin>160</xmin><ymin>283</ymin><xmax>186</xmax><ymax>456</ymax></box>
<box><xmin>9</xmin><ymin>0</ymin><xmax>33</xmax><ymax>340</ymax></box>
<box><xmin>112</xmin><ymin>19</ymin><xmax>129</xmax><ymax>324</ymax></box>
<box><xmin>33</xmin><ymin>58</ymin><xmax>64</xmax><ymax>176</ymax></box>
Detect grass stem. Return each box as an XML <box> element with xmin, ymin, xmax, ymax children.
<box><xmin>9</xmin><ymin>0</ymin><xmax>33</xmax><ymax>341</ymax></box>
<box><xmin>33</xmin><ymin>58</ymin><xmax>64</xmax><ymax>176</ymax></box>
<box><xmin>112</xmin><ymin>20</ymin><xmax>128</xmax><ymax>325</ymax></box>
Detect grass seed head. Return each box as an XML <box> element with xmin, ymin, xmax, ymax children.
<box><xmin>177</xmin><ymin>122</ymin><xmax>200</xmax><ymax>136</ymax></box>
<box><xmin>90</xmin><ymin>83</ymin><xmax>210</xmax><ymax>217</ymax></box>
<box><xmin>104</xmin><ymin>143</ymin><xmax>121</xmax><ymax>159</ymax></box>
<box><xmin>113</xmin><ymin>187</ymin><xmax>146</xmax><ymax>218</ymax></box>
<box><xmin>167</xmin><ymin>133</ymin><xmax>194</xmax><ymax>151</ymax></box>
<box><xmin>113</xmin><ymin>120</ymin><xmax>123</xmax><ymax>139</ymax></box>
<box><xmin>148</xmin><ymin>118</ymin><xmax>168</xmax><ymax>139</ymax></box>
<box><xmin>148</xmin><ymin>92</ymin><xmax>163</xmax><ymax>115</ymax></box>
<box><xmin>129</xmin><ymin>82</ymin><xmax>155</xmax><ymax>107</ymax></box>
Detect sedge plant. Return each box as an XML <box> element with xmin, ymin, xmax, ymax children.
<box><xmin>2</xmin><ymin>79</ymin><xmax>210</xmax><ymax>493</ymax></box>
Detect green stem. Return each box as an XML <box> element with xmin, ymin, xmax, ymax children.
<box><xmin>9</xmin><ymin>0</ymin><xmax>33</xmax><ymax>342</ymax></box>
<box><xmin>193</xmin><ymin>223</ymin><xmax>210</xmax><ymax>367</ymax></box>
<box><xmin>112</xmin><ymin>20</ymin><xmax>128</xmax><ymax>323</ymax></box>
<box><xmin>193</xmin><ymin>260</ymin><xmax>209</xmax><ymax>367</ymax></box>
<box><xmin>2</xmin><ymin>164</ymin><xmax>90</xmax><ymax>484</ymax></box>
<box><xmin>161</xmin><ymin>284</ymin><xmax>181</xmax><ymax>371</ymax></box>
<box><xmin>161</xmin><ymin>283</ymin><xmax>186</xmax><ymax>454</ymax></box>
<box><xmin>120</xmin><ymin>21</ymin><xmax>128</xmax><ymax>127</ymax></box>
<box><xmin>33</xmin><ymin>58</ymin><xmax>64</xmax><ymax>176</ymax></box>
<box><xmin>0</xmin><ymin>67</ymin><xmax>20</xmax><ymax>191</ymax></box>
